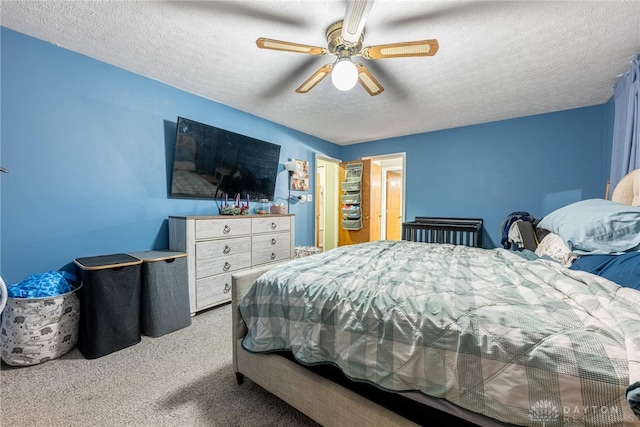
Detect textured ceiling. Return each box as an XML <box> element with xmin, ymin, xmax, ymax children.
<box><xmin>2</xmin><ymin>0</ymin><xmax>639</xmax><ymax>145</ymax></box>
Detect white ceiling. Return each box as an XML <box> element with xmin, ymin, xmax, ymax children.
<box><xmin>2</xmin><ymin>1</ymin><xmax>639</xmax><ymax>145</ymax></box>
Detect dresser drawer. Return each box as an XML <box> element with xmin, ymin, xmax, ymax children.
<box><xmin>196</xmin><ymin>237</ymin><xmax>251</xmax><ymax>260</ymax></box>
<box><xmin>196</xmin><ymin>252</ymin><xmax>251</xmax><ymax>278</ymax></box>
<box><xmin>195</xmin><ymin>218</ymin><xmax>251</xmax><ymax>240</ymax></box>
<box><xmin>252</xmin><ymin>232</ymin><xmax>290</xmax><ymax>253</ymax></box>
<box><xmin>252</xmin><ymin>216</ymin><xmax>291</xmax><ymax>234</ymax></box>
<box><xmin>253</xmin><ymin>245</ymin><xmax>291</xmax><ymax>266</ymax></box>
<box><xmin>252</xmin><ymin>230</ymin><xmax>291</xmax><ymax>266</ymax></box>
<box><xmin>196</xmin><ymin>273</ymin><xmax>233</xmax><ymax>309</ymax></box>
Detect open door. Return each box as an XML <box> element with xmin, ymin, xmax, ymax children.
<box><xmin>338</xmin><ymin>158</ymin><xmax>382</xmax><ymax>246</ymax></box>
<box><xmin>315</xmin><ymin>155</ymin><xmax>340</xmax><ymax>252</ymax></box>
<box><xmin>316</xmin><ymin>167</ymin><xmax>324</xmax><ymax>251</ymax></box>
<box><xmin>385</xmin><ymin>170</ymin><xmax>402</xmax><ymax>240</ymax></box>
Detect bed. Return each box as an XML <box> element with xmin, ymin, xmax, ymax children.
<box><xmin>232</xmin><ymin>170</ymin><xmax>640</xmax><ymax>427</ymax></box>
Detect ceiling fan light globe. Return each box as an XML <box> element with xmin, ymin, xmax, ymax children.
<box><xmin>331</xmin><ymin>58</ymin><xmax>358</xmax><ymax>91</ymax></box>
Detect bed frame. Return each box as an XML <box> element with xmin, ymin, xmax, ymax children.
<box><xmin>231</xmin><ymin>172</ymin><xmax>639</xmax><ymax>426</ymax></box>
<box><xmin>232</xmin><ymin>264</ymin><xmax>417</xmax><ymax>426</ymax></box>
<box><xmin>232</xmin><ymin>265</ymin><xmax>509</xmax><ymax>427</ymax></box>
<box><xmin>402</xmin><ymin>217</ymin><xmax>483</xmax><ymax>248</ymax></box>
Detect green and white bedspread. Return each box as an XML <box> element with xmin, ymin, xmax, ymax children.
<box><xmin>239</xmin><ymin>240</ymin><xmax>640</xmax><ymax>426</ymax></box>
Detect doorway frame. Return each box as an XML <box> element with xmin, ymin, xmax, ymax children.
<box><xmin>314</xmin><ymin>154</ymin><xmax>341</xmax><ymax>251</ymax></box>
<box><xmin>316</xmin><ymin>152</ymin><xmax>405</xmax><ymax>249</ymax></box>
<box><xmin>363</xmin><ymin>153</ymin><xmax>406</xmax><ymax>240</ymax></box>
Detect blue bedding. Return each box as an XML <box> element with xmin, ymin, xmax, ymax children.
<box><xmin>570</xmin><ymin>252</ymin><xmax>640</xmax><ymax>290</ymax></box>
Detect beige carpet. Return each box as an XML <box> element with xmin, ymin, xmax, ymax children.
<box><xmin>0</xmin><ymin>304</ymin><xmax>320</xmax><ymax>426</ymax></box>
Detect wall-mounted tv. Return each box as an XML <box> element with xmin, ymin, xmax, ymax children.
<box><xmin>170</xmin><ymin>117</ymin><xmax>281</xmax><ymax>201</ymax></box>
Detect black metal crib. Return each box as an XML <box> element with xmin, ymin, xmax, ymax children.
<box><xmin>401</xmin><ymin>217</ymin><xmax>483</xmax><ymax>248</ymax></box>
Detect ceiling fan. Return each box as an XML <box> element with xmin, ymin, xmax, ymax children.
<box><xmin>256</xmin><ymin>0</ymin><xmax>439</xmax><ymax>96</ymax></box>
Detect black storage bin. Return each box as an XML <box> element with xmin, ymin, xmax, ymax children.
<box><xmin>129</xmin><ymin>250</ymin><xmax>191</xmax><ymax>337</ymax></box>
<box><xmin>74</xmin><ymin>254</ymin><xmax>142</xmax><ymax>359</ymax></box>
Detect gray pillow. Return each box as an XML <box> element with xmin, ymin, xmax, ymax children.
<box><xmin>538</xmin><ymin>199</ymin><xmax>640</xmax><ymax>255</ymax></box>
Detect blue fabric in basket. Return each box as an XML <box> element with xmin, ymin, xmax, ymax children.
<box><xmin>7</xmin><ymin>271</ymin><xmax>78</xmax><ymax>298</ymax></box>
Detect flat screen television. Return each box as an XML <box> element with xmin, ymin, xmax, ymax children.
<box><xmin>170</xmin><ymin>117</ymin><xmax>281</xmax><ymax>201</ymax></box>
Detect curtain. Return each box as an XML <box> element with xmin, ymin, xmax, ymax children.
<box><xmin>610</xmin><ymin>54</ymin><xmax>640</xmax><ymax>195</ymax></box>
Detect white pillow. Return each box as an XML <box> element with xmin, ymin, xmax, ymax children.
<box><xmin>535</xmin><ymin>233</ymin><xmax>578</xmax><ymax>267</ymax></box>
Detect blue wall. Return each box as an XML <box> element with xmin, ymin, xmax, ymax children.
<box><xmin>1</xmin><ymin>27</ymin><xmax>615</xmax><ymax>284</ymax></box>
<box><xmin>0</xmin><ymin>28</ymin><xmax>339</xmax><ymax>284</ymax></box>
<box><xmin>343</xmin><ymin>104</ymin><xmax>612</xmax><ymax>247</ymax></box>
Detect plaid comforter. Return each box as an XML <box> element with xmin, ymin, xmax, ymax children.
<box><xmin>239</xmin><ymin>240</ymin><xmax>640</xmax><ymax>426</ymax></box>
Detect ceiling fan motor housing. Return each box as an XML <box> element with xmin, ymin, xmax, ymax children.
<box><xmin>327</xmin><ymin>21</ymin><xmax>363</xmax><ymax>58</ymax></box>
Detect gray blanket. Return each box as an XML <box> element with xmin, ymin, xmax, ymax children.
<box><xmin>240</xmin><ymin>241</ymin><xmax>640</xmax><ymax>426</ymax></box>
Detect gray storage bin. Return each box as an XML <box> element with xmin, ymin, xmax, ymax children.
<box><xmin>341</xmin><ymin>194</ymin><xmax>361</xmax><ymax>204</ymax></box>
<box><xmin>342</xmin><ymin>207</ymin><xmax>361</xmax><ymax>219</ymax></box>
<box><xmin>341</xmin><ymin>181</ymin><xmax>361</xmax><ymax>192</ymax></box>
<box><xmin>129</xmin><ymin>250</ymin><xmax>191</xmax><ymax>337</ymax></box>
<box><xmin>342</xmin><ymin>219</ymin><xmax>363</xmax><ymax>230</ymax></box>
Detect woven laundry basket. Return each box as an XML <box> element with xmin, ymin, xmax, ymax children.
<box><xmin>1</xmin><ymin>285</ymin><xmax>81</xmax><ymax>366</ymax></box>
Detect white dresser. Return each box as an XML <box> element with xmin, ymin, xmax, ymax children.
<box><xmin>168</xmin><ymin>214</ymin><xmax>295</xmax><ymax>314</ymax></box>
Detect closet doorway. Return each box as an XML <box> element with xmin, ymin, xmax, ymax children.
<box><xmin>365</xmin><ymin>154</ymin><xmax>405</xmax><ymax>241</ymax></box>
<box><xmin>315</xmin><ymin>153</ymin><xmax>405</xmax><ymax>251</ymax></box>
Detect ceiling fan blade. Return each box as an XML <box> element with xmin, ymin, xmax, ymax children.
<box><xmin>256</xmin><ymin>38</ymin><xmax>328</xmax><ymax>56</ymax></box>
<box><xmin>362</xmin><ymin>39</ymin><xmax>439</xmax><ymax>59</ymax></box>
<box><xmin>296</xmin><ymin>64</ymin><xmax>333</xmax><ymax>93</ymax></box>
<box><xmin>355</xmin><ymin>63</ymin><xmax>384</xmax><ymax>96</ymax></box>
<box><xmin>171</xmin><ymin>2</ymin><xmax>305</xmax><ymax>28</ymax></box>
<box><xmin>341</xmin><ymin>0</ymin><xmax>375</xmax><ymax>44</ymax></box>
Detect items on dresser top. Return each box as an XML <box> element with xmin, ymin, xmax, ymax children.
<box><xmin>168</xmin><ymin>214</ymin><xmax>294</xmax><ymax>315</ymax></box>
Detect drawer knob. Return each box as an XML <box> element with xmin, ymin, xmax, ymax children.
<box><xmin>223</xmin><ymin>262</ymin><xmax>231</xmax><ymax>271</ymax></box>
<box><xmin>223</xmin><ymin>283</ymin><xmax>231</xmax><ymax>293</ymax></box>
<box><xmin>271</xmin><ymin>222</ymin><xmax>277</xmax><ymax>229</ymax></box>
<box><xmin>223</xmin><ymin>245</ymin><xmax>231</xmax><ymax>254</ymax></box>
<box><xmin>271</xmin><ymin>238</ymin><xmax>276</xmax><ymax>245</ymax></box>
<box><xmin>270</xmin><ymin>253</ymin><xmax>276</xmax><ymax>260</ymax></box>
<box><xmin>223</xmin><ymin>225</ymin><xmax>231</xmax><ymax>234</ymax></box>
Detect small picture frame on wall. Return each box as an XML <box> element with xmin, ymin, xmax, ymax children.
<box><xmin>290</xmin><ymin>159</ymin><xmax>309</xmax><ymax>191</ymax></box>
